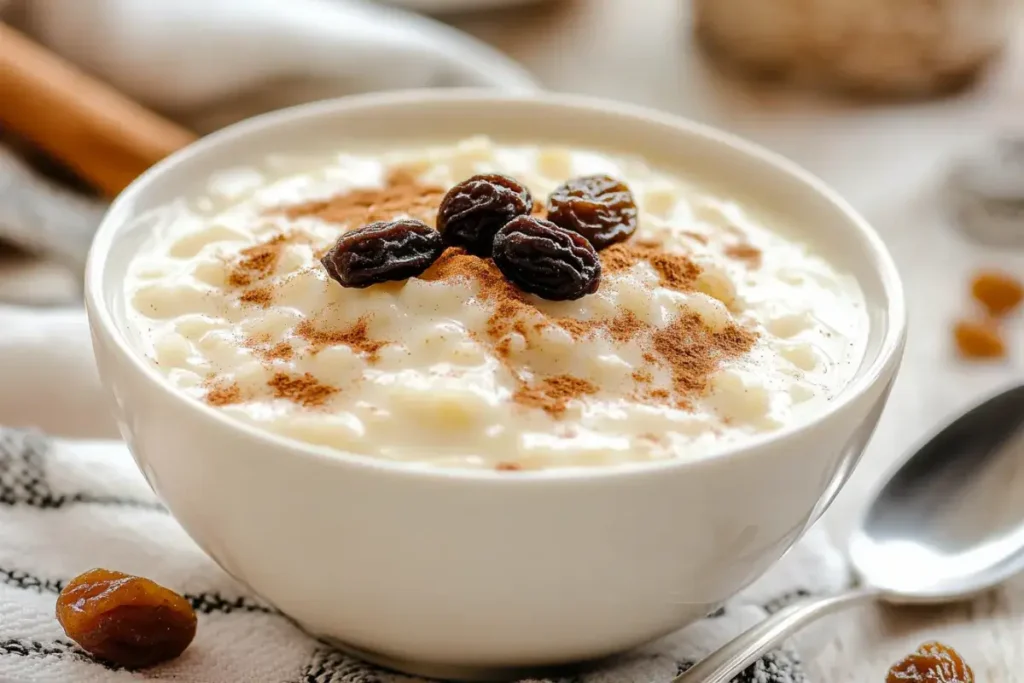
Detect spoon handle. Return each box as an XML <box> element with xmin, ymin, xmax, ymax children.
<box><xmin>671</xmin><ymin>587</ymin><xmax>880</xmax><ymax>683</ymax></box>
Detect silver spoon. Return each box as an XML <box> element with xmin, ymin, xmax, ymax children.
<box><xmin>674</xmin><ymin>383</ymin><xmax>1024</xmax><ymax>683</ymax></box>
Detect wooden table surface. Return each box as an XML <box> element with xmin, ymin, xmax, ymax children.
<box><xmin>447</xmin><ymin>1</ymin><xmax>1024</xmax><ymax>680</ymax></box>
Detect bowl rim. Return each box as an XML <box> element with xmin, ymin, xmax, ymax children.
<box><xmin>85</xmin><ymin>88</ymin><xmax>907</xmax><ymax>483</ymax></box>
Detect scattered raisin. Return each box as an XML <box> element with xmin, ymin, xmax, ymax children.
<box><xmin>320</xmin><ymin>218</ymin><xmax>444</xmax><ymax>288</ymax></box>
<box><xmin>56</xmin><ymin>568</ymin><xmax>197</xmax><ymax>669</ymax></box>
<box><xmin>971</xmin><ymin>270</ymin><xmax>1023</xmax><ymax>317</ymax></box>
<box><xmin>546</xmin><ymin>174</ymin><xmax>638</xmax><ymax>249</ymax></box>
<box><xmin>887</xmin><ymin>641</ymin><xmax>974</xmax><ymax>682</ymax></box>
<box><xmin>492</xmin><ymin>216</ymin><xmax>601</xmax><ymax>301</ymax></box>
<box><xmin>436</xmin><ymin>174</ymin><xmax>533</xmax><ymax>256</ymax></box>
<box><xmin>953</xmin><ymin>318</ymin><xmax>1005</xmax><ymax>359</ymax></box>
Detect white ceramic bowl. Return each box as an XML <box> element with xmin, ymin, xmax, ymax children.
<box><xmin>85</xmin><ymin>90</ymin><xmax>906</xmax><ymax>680</ymax></box>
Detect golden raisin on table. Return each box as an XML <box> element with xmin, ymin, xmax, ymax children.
<box><xmin>886</xmin><ymin>641</ymin><xmax>974</xmax><ymax>682</ymax></box>
<box><xmin>953</xmin><ymin>318</ymin><xmax>1005</xmax><ymax>359</ymax></box>
<box><xmin>971</xmin><ymin>270</ymin><xmax>1023</xmax><ymax>317</ymax></box>
<box><xmin>56</xmin><ymin>568</ymin><xmax>197</xmax><ymax>669</ymax></box>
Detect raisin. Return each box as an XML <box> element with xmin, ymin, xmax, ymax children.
<box><xmin>492</xmin><ymin>216</ymin><xmax>601</xmax><ymax>301</ymax></box>
<box><xmin>887</xmin><ymin>642</ymin><xmax>975</xmax><ymax>683</ymax></box>
<box><xmin>436</xmin><ymin>174</ymin><xmax>533</xmax><ymax>256</ymax></box>
<box><xmin>971</xmin><ymin>270</ymin><xmax>1023</xmax><ymax>317</ymax></box>
<box><xmin>546</xmin><ymin>174</ymin><xmax>639</xmax><ymax>249</ymax></box>
<box><xmin>320</xmin><ymin>218</ymin><xmax>444</xmax><ymax>288</ymax></box>
<box><xmin>953</xmin><ymin>319</ymin><xmax>1005</xmax><ymax>359</ymax></box>
<box><xmin>56</xmin><ymin>568</ymin><xmax>197</xmax><ymax>669</ymax></box>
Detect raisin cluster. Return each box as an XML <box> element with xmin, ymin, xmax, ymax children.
<box><xmin>320</xmin><ymin>170</ymin><xmax>638</xmax><ymax>301</ymax></box>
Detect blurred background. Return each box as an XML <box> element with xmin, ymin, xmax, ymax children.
<box><xmin>1</xmin><ymin>0</ymin><xmax>1023</xmax><ymax>678</ymax></box>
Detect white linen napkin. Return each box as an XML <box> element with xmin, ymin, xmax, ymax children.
<box><xmin>0</xmin><ymin>430</ymin><xmax>848</xmax><ymax>682</ymax></box>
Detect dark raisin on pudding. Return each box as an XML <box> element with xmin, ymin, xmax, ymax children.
<box><xmin>492</xmin><ymin>216</ymin><xmax>601</xmax><ymax>301</ymax></box>
<box><xmin>886</xmin><ymin>642</ymin><xmax>974</xmax><ymax>683</ymax></box>
<box><xmin>321</xmin><ymin>218</ymin><xmax>445</xmax><ymax>288</ymax></box>
<box><xmin>436</xmin><ymin>174</ymin><xmax>533</xmax><ymax>256</ymax></box>
<box><xmin>56</xmin><ymin>568</ymin><xmax>197</xmax><ymax>669</ymax></box>
<box><xmin>546</xmin><ymin>174</ymin><xmax>638</xmax><ymax>249</ymax></box>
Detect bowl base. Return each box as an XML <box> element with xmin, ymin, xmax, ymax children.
<box><xmin>315</xmin><ymin>635</ymin><xmax>602</xmax><ymax>682</ymax></box>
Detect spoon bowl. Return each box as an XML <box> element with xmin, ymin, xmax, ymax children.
<box><xmin>851</xmin><ymin>383</ymin><xmax>1024</xmax><ymax>602</ymax></box>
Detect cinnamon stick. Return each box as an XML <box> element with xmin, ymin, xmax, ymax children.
<box><xmin>0</xmin><ymin>24</ymin><xmax>196</xmax><ymax>197</ymax></box>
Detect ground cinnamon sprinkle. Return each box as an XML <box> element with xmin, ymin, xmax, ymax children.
<box><xmin>418</xmin><ymin>237</ymin><xmax>751</xmax><ymax>412</ymax></box>
<box><xmin>601</xmin><ymin>243</ymin><xmax>702</xmax><ymax>292</ymax></box>
<box><xmin>276</xmin><ymin>167</ymin><xmax>445</xmax><ymax>228</ymax></box>
<box><xmin>652</xmin><ymin>312</ymin><xmax>756</xmax><ymax>398</ymax></box>
<box><xmin>296</xmin><ymin>316</ymin><xmax>388</xmax><ymax>362</ymax></box>
<box><xmin>488</xmin><ymin>297</ymin><xmax>535</xmax><ymax>340</ymax></box>
<box><xmin>240</xmin><ymin>286</ymin><xmax>273</xmax><ymax>307</ymax></box>
<box><xmin>244</xmin><ymin>338</ymin><xmax>294</xmax><ymax>363</ymax></box>
<box><xmin>608</xmin><ymin>310</ymin><xmax>645</xmax><ymax>343</ymax></box>
<box><xmin>244</xmin><ymin>333</ymin><xmax>296</xmax><ymax>362</ymax></box>
<box><xmin>513</xmin><ymin>375</ymin><xmax>599</xmax><ymax>416</ymax></box>
<box><xmin>601</xmin><ymin>243</ymin><xmax>644</xmax><ymax>273</ymax></box>
<box><xmin>204</xmin><ymin>380</ymin><xmax>243</xmax><ymax>407</ymax></box>
<box><xmin>228</xmin><ymin>234</ymin><xmax>289</xmax><ymax>287</ymax></box>
<box><xmin>632</xmin><ymin>369</ymin><xmax>653</xmax><ymax>383</ymax></box>
<box><xmin>268</xmin><ymin>372</ymin><xmax>338</xmax><ymax>407</ymax></box>
<box><xmin>266</xmin><ymin>342</ymin><xmax>294</xmax><ymax>361</ymax></box>
<box><xmin>555</xmin><ymin>317</ymin><xmax>602</xmax><ymax>340</ymax></box>
<box><xmin>494</xmin><ymin>337</ymin><xmax>513</xmax><ymax>360</ymax></box>
<box><xmin>725</xmin><ymin>243</ymin><xmax>763</xmax><ymax>269</ymax></box>
<box><xmin>649</xmin><ymin>253</ymin><xmax>702</xmax><ymax>291</ymax></box>
<box><xmin>422</xmin><ymin>249</ymin><xmax>538</xmax><ymax>341</ymax></box>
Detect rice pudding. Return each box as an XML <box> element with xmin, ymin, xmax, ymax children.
<box><xmin>124</xmin><ymin>136</ymin><xmax>867</xmax><ymax>470</ymax></box>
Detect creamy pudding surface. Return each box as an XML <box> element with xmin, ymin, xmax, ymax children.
<box><xmin>125</xmin><ymin>137</ymin><xmax>868</xmax><ymax>470</ymax></box>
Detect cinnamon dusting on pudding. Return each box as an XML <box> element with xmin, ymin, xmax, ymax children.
<box><xmin>244</xmin><ymin>334</ymin><xmax>295</xmax><ymax>362</ymax></box>
<box><xmin>421</xmin><ymin>249</ymin><xmax>540</xmax><ymax>342</ymax></box>
<box><xmin>268</xmin><ymin>372</ymin><xmax>337</xmax><ymax>407</ymax></box>
<box><xmin>240</xmin><ymin>286</ymin><xmax>274</xmax><ymax>307</ymax></box>
<box><xmin>555</xmin><ymin>317</ymin><xmax>602</xmax><ymax>340</ymax></box>
<box><xmin>228</xmin><ymin>234</ymin><xmax>289</xmax><ymax>287</ymax></box>
<box><xmin>632</xmin><ymin>369</ymin><xmax>653</xmax><ymax>384</ymax></box>
<box><xmin>264</xmin><ymin>342</ymin><xmax>294</xmax><ymax>361</ymax></box>
<box><xmin>608</xmin><ymin>310</ymin><xmax>644</xmax><ymax>343</ymax></box>
<box><xmin>419</xmin><ymin>242</ymin><xmax>753</xmax><ymax>413</ymax></box>
<box><xmin>513</xmin><ymin>375</ymin><xmax>599</xmax><ymax>416</ymax></box>
<box><xmin>652</xmin><ymin>312</ymin><xmax>756</xmax><ymax>399</ymax></box>
<box><xmin>601</xmin><ymin>243</ymin><xmax>702</xmax><ymax>292</ymax></box>
<box><xmin>725</xmin><ymin>243</ymin><xmax>763</xmax><ymax>269</ymax></box>
<box><xmin>296</xmin><ymin>316</ymin><xmax>388</xmax><ymax>362</ymax></box>
<box><xmin>276</xmin><ymin>167</ymin><xmax>444</xmax><ymax>228</ymax></box>
<box><xmin>650</xmin><ymin>252</ymin><xmax>703</xmax><ymax>291</ymax></box>
<box><xmin>648</xmin><ymin>389</ymin><xmax>671</xmax><ymax>401</ymax></box>
<box><xmin>125</xmin><ymin>138</ymin><xmax>868</xmax><ymax>471</ymax></box>
<box><xmin>204</xmin><ymin>380</ymin><xmax>242</xmax><ymax>407</ymax></box>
